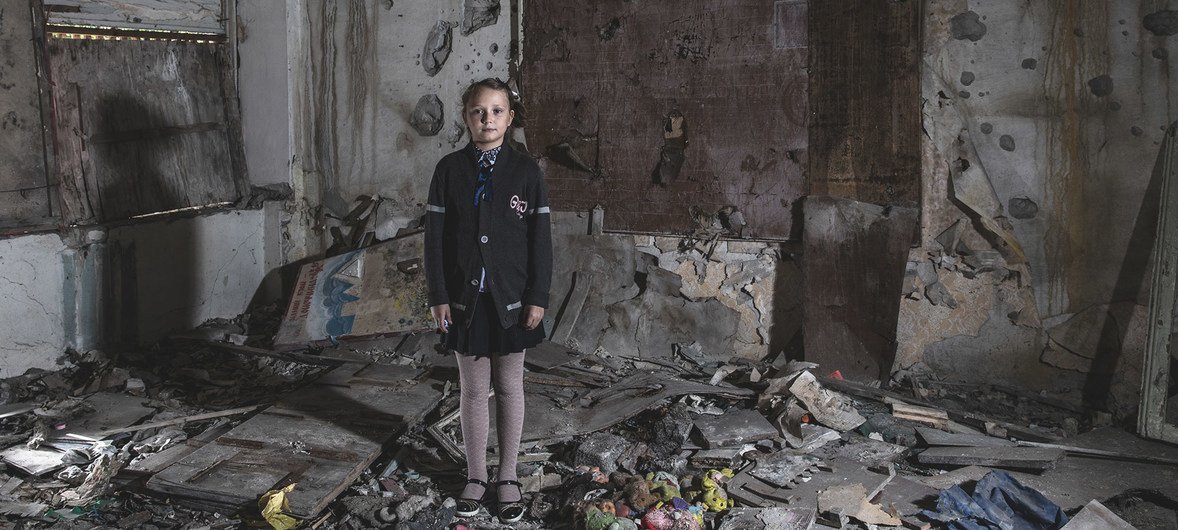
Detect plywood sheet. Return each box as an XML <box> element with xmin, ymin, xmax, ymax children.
<box><xmin>146</xmin><ymin>363</ymin><xmax>443</xmax><ymax>518</ymax></box>
<box><xmin>46</xmin><ymin>38</ymin><xmax>245</xmax><ymax>223</ymax></box>
<box><xmin>807</xmin><ymin>0</ymin><xmax>921</xmax><ymax>206</ymax></box>
<box><xmin>274</xmin><ymin>232</ymin><xmax>432</xmax><ymax>350</ymax></box>
<box><xmin>522</xmin><ymin>0</ymin><xmax>808</xmax><ymax>239</ymax></box>
<box><xmin>0</xmin><ymin>0</ymin><xmax>54</xmax><ymax>229</ymax></box>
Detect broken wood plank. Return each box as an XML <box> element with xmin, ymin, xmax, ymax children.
<box><xmin>147</xmin><ymin>363</ymin><xmax>442</xmax><ymax>518</ymax></box>
<box><xmin>76</xmin><ymin>405</ymin><xmax>262</xmax><ymax>438</ymax></box>
<box><xmin>915</xmin><ymin>427</ymin><xmax>1015</xmax><ymax>448</ymax></box>
<box><xmin>0</xmin><ymin>403</ymin><xmax>36</xmax><ymax>420</ymax></box>
<box><xmin>917</xmin><ymin>446</ymin><xmax>1065</xmax><ymax>471</ymax></box>
<box><xmin>550</xmin><ymin>271</ymin><xmax>593</xmax><ymax>345</ymax></box>
<box><xmin>892</xmin><ymin>403</ymin><xmax>949</xmax><ymax>429</ymax></box>
<box><xmin>181</xmin><ymin>339</ymin><xmax>348</xmax><ymax>366</ymax></box>
<box><xmin>1016</xmin><ymin>440</ymin><xmax>1178</xmax><ymax>467</ymax></box>
<box><xmin>1139</xmin><ymin>122</ymin><xmax>1178</xmax><ymax>444</ymax></box>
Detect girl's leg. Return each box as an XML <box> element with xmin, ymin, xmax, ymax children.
<box><xmin>491</xmin><ymin>350</ymin><xmax>527</xmax><ymax>503</ymax></box>
<box><xmin>456</xmin><ymin>353</ymin><xmax>493</xmax><ymax>500</ymax></box>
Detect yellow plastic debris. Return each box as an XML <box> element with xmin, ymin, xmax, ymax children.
<box><xmin>259</xmin><ymin>483</ymin><xmax>300</xmax><ymax>530</ymax></box>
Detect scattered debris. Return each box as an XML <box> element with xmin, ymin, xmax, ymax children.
<box><xmin>1</xmin><ymin>301</ymin><xmax>1171</xmax><ymax>529</ymax></box>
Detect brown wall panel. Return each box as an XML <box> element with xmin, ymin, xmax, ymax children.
<box><xmin>47</xmin><ymin>39</ymin><xmax>245</xmax><ymax>223</ymax></box>
<box><xmin>522</xmin><ymin>0</ymin><xmax>808</xmax><ymax>239</ymax></box>
<box><xmin>808</xmin><ymin>0</ymin><xmax>922</xmax><ymax>206</ymax></box>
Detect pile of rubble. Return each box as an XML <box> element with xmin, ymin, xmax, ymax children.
<box><xmin>1</xmin><ymin>315</ymin><xmax>1176</xmax><ymax>529</ymax></box>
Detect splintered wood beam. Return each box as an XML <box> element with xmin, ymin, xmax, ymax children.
<box><xmin>1139</xmin><ymin>123</ymin><xmax>1178</xmax><ymax>444</ymax></box>
<box><xmin>75</xmin><ymin>405</ymin><xmax>263</xmax><ymax>438</ymax></box>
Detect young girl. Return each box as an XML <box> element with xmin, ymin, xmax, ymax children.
<box><xmin>423</xmin><ymin>78</ymin><xmax>552</xmax><ymax>524</ymax></box>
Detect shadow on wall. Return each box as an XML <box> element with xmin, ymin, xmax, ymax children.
<box><xmin>768</xmin><ymin>250</ymin><xmax>804</xmax><ymax>363</ymax></box>
<box><xmin>93</xmin><ymin>95</ymin><xmax>197</xmax><ymax>348</ymax></box>
<box><xmin>1083</xmin><ymin>136</ymin><xmax>1167</xmax><ymax>412</ymax></box>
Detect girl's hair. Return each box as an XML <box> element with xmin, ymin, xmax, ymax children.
<box><xmin>461</xmin><ymin>78</ymin><xmax>525</xmax><ymax>126</ymax></box>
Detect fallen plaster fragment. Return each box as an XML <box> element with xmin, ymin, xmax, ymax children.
<box><xmin>950</xmin><ymin>130</ymin><xmax>1027</xmax><ymax>264</ymax></box>
<box><xmin>1060</xmin><ymin>499</ymin><xmax>1137</xmax><ymax>529</ymax></box>
<box><xmin>693</xmin><ymin>409</ymin><xmax>778</xmax><ymax>448</ymax></box>
<box><xmin>817</xmin><ymin>483</ymin><xmax>901</xmax><ymax>526</ymax></box>
<box><xmin>421</xmin><ymin>21</ymin><xmax>452</xmax><ymax>76</ymax></box>
<box><xmin>410</xmin><ymin>94</ymin><xmax>444</xmax><ymax>136</ymax></box>
<box><xmin>788</xmin><ymin>371</ymin><xmax>866</xmax><ymax>432</ymax></box>
<box><xmin>717</xmin><ymin>507</ymin><xmax>816</xmax><ymax>530</ymax></box>
<box><xmin>461</xmin><ymin>0</ymin><xmax>500</xmax><ymax>35</ymax></box>
<box><xmin>747</xmin><ymin>451</ymin><xmax>821</xmax><ymax>488</ymax></box>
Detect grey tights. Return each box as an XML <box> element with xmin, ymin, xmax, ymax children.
<box><xmin>457</xmin><ymin>350</ymin><xmax>526</xmax><ymax>503</ymax></box>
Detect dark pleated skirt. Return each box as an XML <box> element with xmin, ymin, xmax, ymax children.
<box><xmin>447</xmin><ymin>293</ymin><xmax>544</xmax><ymax>357</ymax></box>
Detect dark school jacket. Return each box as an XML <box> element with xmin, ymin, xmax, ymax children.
<box><xmin>424</xmin><ymin>143</ymin><xmax>553</xmax><ymax>329</ymax></box>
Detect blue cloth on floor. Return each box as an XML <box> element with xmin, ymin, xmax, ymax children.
<box><xmin>920</xmin><ymin>470</ymin><xmax>1069</xmax><ymax>530</ymax></box>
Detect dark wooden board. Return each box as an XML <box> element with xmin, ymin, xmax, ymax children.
<box><xmin>802</xmin><ymin>197</ymin><xmax>919</xmax><ymax>381</ymax></box>
<box><xmin>916</xmin><ymin>427</ymin><xmax>1017</xmax><ymax>448</ymax></box>
<box><xmin>917</xmin><ymin>446</ymin><xmax>1065</xmax><ymax>471</ymax></box>
<box><xmin>46</xmin><ymin>39</ymin><xmax>245</xmax><ymax>223</ymax></box>
<box><xmin>146</xmin><ymin>363</ymin><xmax>442</xmax><ymax>518</ymax></box>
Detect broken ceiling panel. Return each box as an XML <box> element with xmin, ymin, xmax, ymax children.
<box><xmin>522</xmin><ymin>0</ymin><xmax>807</xmax><ymax>239</ymax></box>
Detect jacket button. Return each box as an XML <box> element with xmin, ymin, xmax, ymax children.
<box><xmin>480</xmin><ymin>235</ymin><xmax>489</xmax><ymax>243</ymax></box>
<box><xmin>470</xmin><ymin>279</ymin><xmax>479</xmax><ymax>286</ymax></box>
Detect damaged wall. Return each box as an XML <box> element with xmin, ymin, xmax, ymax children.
<box><xmin>520</xmin><ymin>0</ymin><xmax>809</xmax><ymax>239</ymax></box>
<box><xmin>898</xmin><ymin>0</ymin><xmax>1178</xmax><ymax>416</ymax></box>
<box><xmin>0</xmin><ymin>208</ymin><xmax>270</xmax><ymax>378</ymax></box>
<box><xmin>0</xmin><ymin>234</ymin><xmax>68</xmax><ymax>378</ymax></box>
<box><xmin>103</xmin><ymin>209</ymin><xmax>270</xmax><ymax>346</ymax></box>
<box><xmin>237</xmin><ymin>0</ymin><xmax>292</xmax><ymax>187</ymax></box>
<box><xmin>294</xmin><ymin>0</ymin><xmax>511</xmax><ymax>222</ymax></box>
<box><xmin>547</xmin><ymin>212</ymin><xmax>802</xmax><ymax>363</ymax></box>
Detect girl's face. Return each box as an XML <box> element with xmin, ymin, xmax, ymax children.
<box><xmin>463</xmin><ymin>87</ymin><xmax>514</xmax><ymax>150</ymax></box>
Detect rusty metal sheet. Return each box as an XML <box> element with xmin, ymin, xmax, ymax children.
<box><xmin>522</xmin><ymin>0</ymin><xmax>808</xmax><ymax>239</ymax></box>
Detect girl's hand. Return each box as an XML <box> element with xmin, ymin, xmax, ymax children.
<box><xmin>521</xmin><ymin>305</ymin><xmax>544</xmax><ymax>330</ymax></box>
<box><xmin>430</xmin><ymin>304</ymin><xmax>451</xmax><ymax>333</ymax></box>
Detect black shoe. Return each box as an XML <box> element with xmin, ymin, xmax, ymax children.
<box><xmin>456</xmin><ymin>478</ymin><xmax>488</xmax><ymax>518</ymax></box>
<box><xmin>496</xmin><ymin>479</ymin><xmax>525</xmax><ymax>524</ymax></box>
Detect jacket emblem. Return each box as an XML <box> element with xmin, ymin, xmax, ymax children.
<box><xmin>509</xmin><ymin>195</ymin><xmax>528</xmax><ymax>215</ymax></box>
